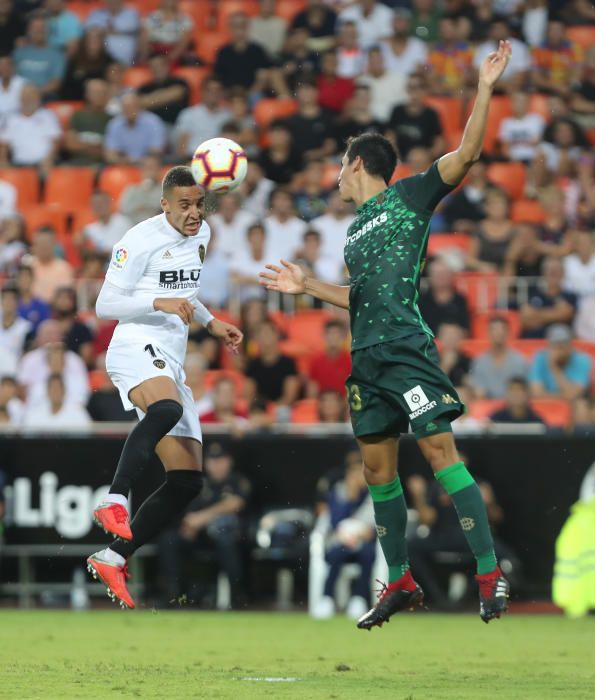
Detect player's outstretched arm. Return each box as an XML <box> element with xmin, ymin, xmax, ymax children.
<box><xmin>259</xmin><ymin>260</ymin><xmax>350</xmax><ymax>310</ymax></box>
<box><xmin>437</xmin><ymin>40</ymin><xmax>512</xmax><ymax>187</ymax></box>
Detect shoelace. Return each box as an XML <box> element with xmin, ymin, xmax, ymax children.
<box><xmin>122</xmin><ymin>564</ymin><xmax>131</xmax><ymax>581</ymax></box>
<box><xmin>111</xmin><ymin>505</ymin><xmax>129</xmax><ymax>525</ymax></box>
<box><xmin>374</xmin><ymin>578</ymin><xmax>390</xmax><ymax>602</ymax></box>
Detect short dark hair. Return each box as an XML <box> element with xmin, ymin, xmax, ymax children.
<box><xmin>489</xmin><ymin>314</ymin><xmax>509</xmax><ymax>327</ymax></box>
<box><xmin>508</xmin><ymin>376</ymin><xmax>528</xmax><ymax>389</ymax></box>
<box><xmin>303</xmin><ymin>229</ymin><xmax>321</xmax><ymax>241</ymax></box>
<box><xmin>325</xmin><ymin>319</ymin><xmax>346</xmax><ymax>333</ymax></box>
<box><xmin>0</xmin><ymin>375</ymin><xmax>17</xmax><ymax>386</ymax></box>
<box><xmin>1</xmin><ymin>283</ymin><xmax>18</xmax><ymax>298</ymax></box>
<box><xmin>346</xmin><ymin>133</ymin><xmax>397</xmax><ymax>184</ymax></box>
<box><xmin>162</xmin><ymin>166</ymin><xmax>197</xmax><ymax>196</ymax></box>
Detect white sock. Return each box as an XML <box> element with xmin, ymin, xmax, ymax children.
<box><xmin>102</xmin><ymin>493</ymin><xmax>128</xmax><ymax>509</ymax></box>
<box><xmin>101</xmin><ymin>548</ymin><xmax>126</xmax><ymax>567</ymax></box>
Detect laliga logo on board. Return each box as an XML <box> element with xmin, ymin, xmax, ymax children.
<box><xmin>6</xmin><ymin>472</ymin><xmax>109</xmax><ymax>539</ymax></box>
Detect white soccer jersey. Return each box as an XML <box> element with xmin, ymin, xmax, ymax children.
<box><xmin>105</xmin><ymin>213</ymin><xmax>211</xmax><ymax>366</ymax></box>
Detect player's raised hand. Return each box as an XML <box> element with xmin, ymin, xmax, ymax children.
<box><xmin>479</xmin><ymin>39</ymin><xmax>512</xmax><ymax>88</ymax></box>
<box><xmin>259</xmin><ymin>259</ymin><xmax>306</xmax><ymax>295</ymax></box>
<box><xmin>207</xmin><ymin>318</ymin><xmax>244</xmax><ymax>354</ymax></box>
<box><xmin>153</xmin><ymin>297</ymin><xmax>195</xmax><ymax>325</ymax></box>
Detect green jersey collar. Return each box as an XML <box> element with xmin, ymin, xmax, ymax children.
<box><xmin>356</xmin><ymin>186</ymin><xmax>390</xmax><ymax>214</ymax></box>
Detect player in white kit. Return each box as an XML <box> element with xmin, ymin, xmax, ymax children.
<box><xmin>86</xmin><ymin>166</ymin><xmax>243</xmax><ymax>608</ymax></box>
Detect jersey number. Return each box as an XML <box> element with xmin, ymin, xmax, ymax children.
<box><xmin>144</xmin><ymin>344</ymin><xmax>162</xmax><ymax>358</ymax></box>
<box><xmin>349</xmin><ymin>384</ymin><xmax>363</xmax><ymax>412</ymax></box>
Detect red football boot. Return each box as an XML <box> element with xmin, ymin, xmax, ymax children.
<box><xmin>357</xmin><ymin>570</ymin><xmax>424</xmax><ymax>630</ymax></box>
<box><xmin>87</xmin><ymin>551</ymin><xmax>135</xmax><ymax>609</ymax></box>
<box><xmin>93</xmin><ymin>502</ymin><xmax>132</xmax><ymax>540</ymax></box>
<box><xmin>475</xmin><ymin>565</ymin><xmax>510</xmax><ymax>623</ymax></box>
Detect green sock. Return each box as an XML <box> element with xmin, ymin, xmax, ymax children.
<box><xmin>367</xmin><ymin>476</ymin><xmax>409</xmax><ymax>582</ymax></box>
<box><xmin>435</xmin><ymin>462</ymin><xmax>497</xmax><ymax>575</ymax></box>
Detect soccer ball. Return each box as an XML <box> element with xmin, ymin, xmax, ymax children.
<box><xmin>191</xmin><ymin>137</ymin><xmax>248</xmax><ymax>193</ymax></box>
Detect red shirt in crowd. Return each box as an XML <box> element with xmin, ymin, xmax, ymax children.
<box><xmin>317</xmin><ymin>75</ymin><xmax>355</xmax><ymax>114</ymax></box>
<box><xmin>308</xmin><ymin>350</ymin><xmax>352</xmax><ymax>396</ymax></box>
<box><xmin>200</xmin><ymin>407</ymin><xmax>249</xmax><ymax>423</ymax></box>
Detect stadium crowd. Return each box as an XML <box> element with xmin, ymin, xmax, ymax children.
<box><xmin>0</xmin><ymin>0</ymin><xmax>594</xmax><ymax>431</ymax></box>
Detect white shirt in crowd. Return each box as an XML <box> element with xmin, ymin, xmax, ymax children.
<box><xmin>0</xmin><ymin>315</ymin><xmax>32</xmax><ymax>360</ymax></box>
<box><xmin>5</xmin><ymin>396</ymin><xmax>25</xmax><ymax>425</ymax></box>
<box><xmin>207</xmin><ymin>209</ymin><xmax>256</xmax><ymax>261</ymax></box>
<box><xmin>563</xmin><ymin>254</ymin><xmax>595</xmax><ymax>298</ymax></box>
<box><xmin>102</xmin><ymin>213</ymin><xmax>211</xmax><ymax>366</ymax></box>
<box><xmin>338</xmin><ymin>3</ymin><xmax>394</xmax><ymax>50</ymax></box>
<box><xmin>18</xmin><ymin>348</ymin><xmax>90</xmax><ymax>407</ymax></box>
<box><xmin>498</xmin><ymin>112</ymin><xmax>545</xmax><ymax>162</ymax></box>
<box><xmin>23</xmin><ymin>400</ymin><xmax>91</xmax><ymax>429</ymax></box>
<box><xmin>359</xmin><ymin>70</ymin><xmax>407</xmax><ymax>122</ymax></box>
<box><xmin>574</xmin><ymin>295</ymin><xmax>595</xmax><ymax>341</ymax></box>
<box><xmin>0</xmin><ymin>75</ymin><xmax>26</xmax><ymax>126</ymax></box>
<box><xmin>337</xmin><ymin>47</ymin><xmax>366</xmax><ymax>79</ymax></box>
<box><xmin>310</xmin><ymin>212</ymin><xmax>353</xmax><ymax>271</ymax></box>
<box><xmin>473</xmin><ymin>38</ymin><xmax>531</xmax><ymax>79</ymax></box>
<box><xmin>229</xmin><ymin>251</ymin><xmax>268</xmax><ymax>302</ymax></box>
<box><xmin>0</xmin><ymin>178</ymin><xmax>17</xmax><ymax>218</ymax></box>
<box><xmin>241</xmin><ymin>176</ymin><xmax>274</xmax><ymax>221</ymax></box>
<box><xmin>196</xmin><ymin>244</ymin><xmax>231</xmax><ymax>308</ymax></box>
<box><xmin>379</xmin><ymin>38</ymin><xmax>428</xmax><ymax>78</ymax></box>
<box><xmin>1</xmin><ymin>108</ymin><xmax>61</xmax><ymax>165</ymax></box>
<box><xmin>263</xmin><ymin>215</ymin><xmax>307</xmax><ymax>263</ymax></box>
<box><xmin>82</xmin><ymin>213</ymin><xmax>132</xmax><ymax>253</ymax></box>
<box><xmin>173</xmin><ymin>104</ymin><xmax>232</xmax><ymax>158</ymax></box>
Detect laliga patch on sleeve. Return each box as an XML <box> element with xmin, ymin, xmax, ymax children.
<box><xmin>111</xmin><ymin>246</ymin><xmax>129</xmax><ymax>269</ymax></box>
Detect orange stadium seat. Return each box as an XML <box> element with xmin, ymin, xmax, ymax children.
<box><xmin>455</xmin><ymin>271</ymin><xmax>500</xmax><ymax>312</ymax></box>
<box><xmin>172</xmin><ymin>66</ymin><xmax>209</xmax><ymax>105</ymax></box>
<box><xmin>269</xmin><ymin>310</ymin><xmax>290</xmax><ymax>334</ymax></box>
<box><xmin>460</xmin><ymin>339</ymin><xmax>490</xmax><ymax>357</ymax></box>
<box><xmin>531</xmin><ymin>399</ymin><xmax>572</xmax><ymax>428</ymax></box>
<box><xmin>321</xmin><ymin>163</ymin><xmax>341</xmax><ymax>189</ymax></box>
<box><xmin>468</xmin><ymin>399</ymin><xmax>503</xmax><ymax>421</ymax></box>
<box><xmin>389</xmin><ymin>163</ymin><xmax>411</xmax><ymax>185</ymax></box>
<box><xmin>427</xmin><ymin>233</ymin><xmax>472</xmax><ymax>259</ymax></box>
<box><xmin>0</xmin><ymin>168</ymin><xmax>39</xmax><ymax>207</ymax></box>
<box><xmin>179</xmin><ymin>0</ymin><xmax>212</xmax><ymax>29</ymax></box>
<box><xmin>291</xmin><ymin>399</ymin><xmax>319</xmax><ymax>424</ymax></box>
<box><xmin>466</xmin><ymin>95</ymin><xmax>512</xmax><ymax>153</ymax></box>
<box><xmin>279</xmin><ymin>339</ymin><xmax>313</xmax><ymax>375</ymax></box>
<box><xmin>98</xmin><ymin>166</ymin><xmax>142</xmax><ymax>204</ymax></box>
<box><xmin>46</xmin><ymin>101</ymin><xmax>84</xmax><ymax>129</ymax></box>
<box><xmin>424</xmin><ymin>96</ymin><xmax>463</xmax><ymax>139</ymax></box>
<box><xmin>472</xmin><ymin>310</ymin><xmax>521</xmax><ymax>340</ymax></box>
<box><xmin>445</xmin><ymin>128</ymin><xmax>463</xmax><ymax>152</ymax></box>
<box><xmin>22</xmin><ymin>205</ymin><xmax>69</xmax><ymax>240</ymax></box>
<box><xmin>71</xmin><ymin>208</ymin><xmax>97</xmax><ymax>237</ymax></box>
<box><xmin>511</xmin><ymin>199</ymin><xmax>546</xmax><ymax>224</ymax></box>
<box><xmin>44</xmin><ymin>167</ymin><xmax>95</xmax><ymax>211</ymax></box>
<box><xmin>217</xmin><ymin>1</ymin><xmax>259</xmax><ymax>30</ymax></box>
<box><xmin>285</xmin><ymin>310</ymin><xmax>333</xmax><ymax>351</ymax></box>
<box><xmin>195</xmin><ymin>31</ymin><xmax>229</xmax><ymax>64</ymax></box>
<box><xmin>566</xmin><ymin>26</ymin><xmax>595</xmax><ymax>50</ymax></box>
<box><xmin>67</xmin><ymin>2</ymin><xmax>101</xmax><ymax>21</ymax></box>
<box><xmin>487</xmin><ymin>162</ymin><xmax>526</xmax><ymax>200</ymax></box>
<box><xmin>253</xmin><ymin>98</ymin><xmax>299</xmax><ymax>129</ymax></box>
<box><xmin>122</xmin><ymin>66</ymin><xmax>152</xmax><ymax>89</ymax></box>
<box><xmin>528</xmin><ymin>93</ymin><xmax>551</xmax><ymax>123</ymax></box>
<box><xmin>277</xmin><ymin>0</ymin><xmax>307</xmax><ymax>22</ymax></box>
<box><xmin>511</xmin><ymin>339</ymin><xmax>547</xmax><ymax>359</ymax></box>
<box><xmin>128</xmin><ymin>0</ymin><xmax>160</xmax><ymax>14</ymax></box>
<box><xmin>89</xmin><ymin>369</ymin><xmax>110</xmax><ymax>392</ymax></box>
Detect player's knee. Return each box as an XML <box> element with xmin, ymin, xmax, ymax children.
<box><xmin>166</xmin><ymin>469</ymin><xmax>204</xmax><ymax>504</ymax></box>
<box><xmin>146</xmin><ymin>398</ymin><xmax>183</xmax><ymax>431</ymax></box>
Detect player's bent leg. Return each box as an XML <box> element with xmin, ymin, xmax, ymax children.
<box><xmin>94</xmin><ymin>377</ymin><xmax>183</xmax><ymax>540</ymax></box>
<box><xmin>356</xmin><ymin>435</ymin><xmax>423</xmax><ymax>630</ymax></box>
<box><xmin>416</xmin><ymin>429</ymin><xmax>510</xmax><ymax>622</ymax></box>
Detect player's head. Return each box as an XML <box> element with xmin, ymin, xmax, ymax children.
<box><xmin>339</xmin><ymin>133</ymin><xmax>397</xmax><ymax>202</ymax></box>
<box><xmin>161</xmin><ymin>166</ymin><xmax>205</xmax><ymax>237</ymax></box>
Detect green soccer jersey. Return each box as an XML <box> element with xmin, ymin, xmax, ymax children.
<box><xmin>344</xmin><ymin>162</ymin><xmax>455</xmax><ymax>351</ymax></box>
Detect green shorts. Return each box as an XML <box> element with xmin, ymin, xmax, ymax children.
<box><xmin>345</xmin><ymin>334</ymin><xmax>465</xmax><ymax>439</ymax></box>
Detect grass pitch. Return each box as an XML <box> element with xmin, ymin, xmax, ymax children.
<box><xmin>0</xmin><ymin>611</ymin><xmax>593</xmax><ymax>700</ymax></box>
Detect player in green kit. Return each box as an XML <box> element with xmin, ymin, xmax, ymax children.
<box><xmin>261</xmin><ymin>40</ymin><xmax>512</xmax><ymax>627</ymax></box>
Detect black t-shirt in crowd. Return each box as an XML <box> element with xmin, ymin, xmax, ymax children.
<box><xmin>245</xmin><ymin>354</ymin><xmax>298</xmax><ymax>402</ymax></box>
<box><xmin>285</xmin><ymin>111</ymin><xmax>335</xmax><ymax>155</ymax></box>
<box><xmin>520</xmin><ymin>288</ymin><xmax>578</xmax><ymax>339</ymax></box>
<box><xmin>418</xmin><ymin>291</ymin><xmax>470</xmax><ymax>335</ymax></box>
<box><xmin>291</xmin><ymin>7</ymin><xmax>336</xmax><ymax>38</ymax></box>
<box><xmin>258</xmin><ymin>147</ymin><xmax>304</xmax><ymax>184</ymax></box>
<box><xmin>442</xmin><ymin>187</ymin><xmax>486</xmax><ymax>229</ymax></box>
<box><xmin>188</xmin><ymin>471</ymin><xmax>251</xmax><ymax>512</ymax></box>
<box><xmin>0</xmin><ymin>12</ymin><xmax>26</xmax><ymax>54</ymax></box>
<box><xmin>490</xmin><ymin>407</ymin><xmax>544</xmax><ymax>424</ymax></box>
<box><xmin>137</xmin><ymin>77</ymin><xmax>189</xmax><ymax>124</ymax></box>
<box><xmin>64</xmin><ymin>320</ymin><xmax>93</xmax><ymax>356</ymax></box>
<box><xmin>214</xmin><ymin>41</ymin><xmax>270</xmax><ymax>89</ymax></box>
<box><xmin>388</xmin><ymin>104</ymin><xmax>442</xmax><ymax>159</ymax></box>
<box><xmin>445</xmin><ymin>352</ymin><xmax>471</xmax><ymax>387</ymax></box>
<box><xmin>334</xmin><ymin>117</ymin><xmax>385</xmax><ymax>151</ymax></box>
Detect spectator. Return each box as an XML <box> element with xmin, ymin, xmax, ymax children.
<box><xmin>50</xmin><ymin>285</ymin><xmax>94</xmax><ymax>366</ymax></box>
<box><xmin>119</xmin><ymin>154</ymin><xmax>162</xmax><ymax>225</ymax></box>
<box><xmin>229</xmin><ymin>223</ymin><xmax>268</xmax><ymax>303</ymax></box>
<box><xmin>291</xmin><ymin>0</ymin><xmax>337</xmax><ymax>53</ymax></box>
<box><xmin>227</xmin><ymin>88</ymin><xmax>258</xmax><ymax>159</ymax></box>
<box><xmin>17</xmin><ymin>319</ymin><xmax>90</xmax><ymax>407</ymax></box>
<box><xmin>310</xmin><ymin>190</ymin><xmax>354</xmax><ymax>272</ymax></box>
<box><xmin>470</xmin><ymin>316</ymin><xmax>527</xmax><ymax>399</ymax></box>
<box><xmin>0</xmin><ymin>0</ymin><xmax>26</xmax><ymax>56</ymax></box>
<box><xmin>238</xmin><ymin>161</ymin><xmax>275</xmax><ymax>221</ymax></box>
<box><xmin>467</xmin><ymin>189</ymin><xmax>516</xmax><ymax>273</ymax></box>
<box><xmin>520</xmin><ymin>257</ymin><xmax>577</xmax><ymax>339</ymax></box>
<box><xmin>195</xmin><ymin>229</ymin><xmax>231</xmax><ymax>310</ymax></box>
<box><xmin>0</xmin><ymin>83</ymin><xmax>60</xmax><ymax>172</ymax></box>
<box><xmin>427</xmin><ymin>17</ymin><xmax>474</xmax><ymax>97</ymax></box>
<box><xmin>473</xmin><ymin>18</ymin><xmax>531</xmax><ymax>92</ymax></box>
<box><xmin>437</xmin><ymin>322</ymin><xmax>470</xmax><ymax>389</ymax></box>
<box><xmin>199</xmin><ymin>376</ymin><xmax>248</xmax><ymax>427</ymax></box>
<box><xmin>572</xmin><ymin>397</ymin><xmax>595</xmax><ymax>433</ymax></box>
<box><xmin>173</xmin><ymin>76</ymin><xmax>231</xmax><ymax>160</ymax></box>
<box><xmin>503</xmin><ymin>222</ymin><xmax>545</xmax><ymax>282</ymax></box>
<box><xmin>531</xmin><ymin>20</ymin><xmax>583</xmax><ymax>98</ymax></box>
<box><xmin>213</xmin><ymin>12</ymin><xmax>270</xmax><ymax>92</ymax></box>
<box><xmin>498</xmin><ymin>91</ymin><xmax>546</xmax><ymax>163</ymax></box>
<box><xmin>335</xmin><ymin>20</ymin><xmax>365</xmax><ymax>80</ymax></box>
<box><xmin>406</xmin><ymin>145</ymin><xmax>433</xmax><ymax>175</ymax></box>
<box><xmin>293</xmin><ymin>229</ymin><xmax>343</xmax><ymax>287</ymax></box>
<box><xmin>532</xmin><ymin>119</ymin><xmax>586</xmax><ymax>189</ymax></box>
<box><xmin>59</xmin><ymin>27</ymin><xmax>111</xmax><ymax>101</ymax></box>
<box><xmin>316</xmin><ymin>50</ymin><xmax>354</xmax><ymax>116</ymax></box>
<box><xmin>104</xmin><ymin>91</ymin><xmax>166</xmax><ymax>164</ymax></box>
<box><xmin>521</xmin><ymin>0</ymin><xmax>548</xmax><ymax>47</ymax></box>
<box><xmin>87</xmin><ymin>370</ymin><xmax>135</xmax><ymax>422</ymax></box>
<box><xmin>571</xmin><ymin>45</ymin><xmax>595</xmax><ymax>129</ymax></box>
<box><xmin>105</xmin><ymin>60</ymin><xmax>127</xmax><ymax>116</ymax></box>
<box><xmin>0</xmin><ymin>54</ymin><xmax>26</xmax><ymax>126</ymax></box>
<box><xmin>293</xmin><ymin>160</ymin><xmax>331</xmax><ymax>222</ymax></box>
<box><xmin>245</xmin><ymin>320</ymin><xmax>300</xmax><ymax>405</ymax></box>
<box><xmin>339</xmin><ymin>0</ymin><xmax>393</xmax><ymax>51</ymax></box>
<box><xmin>63</xmin><ymin>78</ymin><xmax>111</xmax><ymax>165</ymax></box>
<box><xmin>313</xmin><ymin>450</ymin><xmax>375</xmax><ymax>620</ymax></box>
<box><xmin>74</xmin><ymin>190</ymin><xmax>130</xmax><ymax>256</ymax></box>
<box><xmin>335</xmin><ymin>83</ymin><xmax>384</xmax><ymax>152</ymax></box>
<box><xmin>563</xmin><ymin>230</ymin><xmax>595</xmax><ymax>299</ymax></box>
<box><xmin>278</xmin><ymin>26</ymin><xmax>319</xmax><ymax>94</ymax></box>
<box><xmin>13</xmin><ymin>14</ymin><xmax>65</xmax><ymax>97</ymax></box>
<box><xmin>183</xmin><ymin>351</ymin><xmax>212</xmax><ymax>415</ymax></box>
<box><xmin>574</xmin><ymin>294</ymin><xmax>595</xmax><ymax>342</ymax></box>
<box><xmin>158</xmin><ymin>442</ymin><xmax>250</xmax><ymax>608</ymax></box>
<box><xmin>318</xmin><ymin>389</ymin><xmax>347</xmax><ymax>423</ymax></box>
<box><xmin>418</xmin><ymin>259</ymin><xmax>470</xmax><ymax>335</ymax></box>
<box><xmin>257</xmin><ymin>119</ymin><xmax>303</xmax><ymax>186</ymax></box>
<box><xmin>86</xmin><ymin>0</ymin><xmax>140</xmax><ymax>66</ymax></box>
<box><xmin>137</xmin><ymin>52</ymin><xmax>189</xmax><ymax>127</ymax></box>
<box><xmin>207</xmin><ymin>191</ymin><xmax>256</xmax><ymax>262</ymax></box>
<box><xmin>29</xmin><ymin>226</ymin><xmax>74</xmax><ymax>303</ymax></box>
<box><xmin>239</xmin><ymin>297</ymin><xmax>268</xmax><ymax>358</ymax></box>
<box><xmin>386</xmin><ymin>75</ymin><xmax>444</xmax><ymax>161</ymax></box>
<box><xmin>489</xmin><ymin>377</ymin><xmax>544</xmax><ymax>425</ymax></box>
<box><xmin>358</xmin><ymin>48</ymin><xmax>406</xmax><ymax>124</ymax></box>
<box><xmin>45</xmin><ymin>0</ymin><xmax>83</xmax><ymax>57</ymax></box>
<box><xmin>23</xmin><ymin>372</ymin><xmax>91</xmax><ymax>428</ymax></box>
<box><xmin>0</xmin><ymin>375</ymin><xmax>25</xmax><ymax>424</ymax></box>
<box><xmin>0</xmin><ymin>283</ymin><xmax>32</xmax><ymax>363</ymax></box>
<box><xmin>307</xmin><ymin>319</ymin><xmax>351</xmax><ymax>397</ymax></box>
<box><xmin>285</xmin><ymin>79</ymin><xmax>336</xmax><ymax>163</ymax></box>
<box><xmin>263</xmin><ymin>187</ymin><xmax>307</xmax><ymax>262</ymax></box>
<box><xmin>442</xmin><ymin>160</ymin><xmax>489</xmax><ymax>234</ymax></box>
<box><xmin>529</xmin><ymin>324</ymin><xmax>592</xmax><ymax>400</ymax></box>
<box><xmin>249</xmin><ymin>0</ymin><xmax>287</xmax><ymax>60</ymax></box>
<box><xmin>14</xmin><ymin>263</ymin><xmax>50</xmax><ymax>331</ymax></box>
<box><xmin>379</xmin><ymin>8</ymin><xmax>428</xmax><ymax>78</ymax></box>
<box><xmin>138</xmin><ymin>0</ymin><xmax>194</xmax><ymax>66</ymax></box>
<box><xmin>410</xmin><ymin>0</ymin><xmax>441</xmax><ymax>44</ymax></box>
<box><xmin>0</xmin><ymin>214</ymin><xmax>25</xmax><ymax>275</ymax></box>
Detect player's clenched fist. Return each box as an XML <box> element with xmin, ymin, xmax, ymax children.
<box><xmin>207</xmin><ymin>318</ymin><xmax>244</xmax><ymax>354</ymax></box>
<box><xmin>153</xmin><ymin>297</ymin><xmax>196</xmax><ymax>325</ymax></box>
